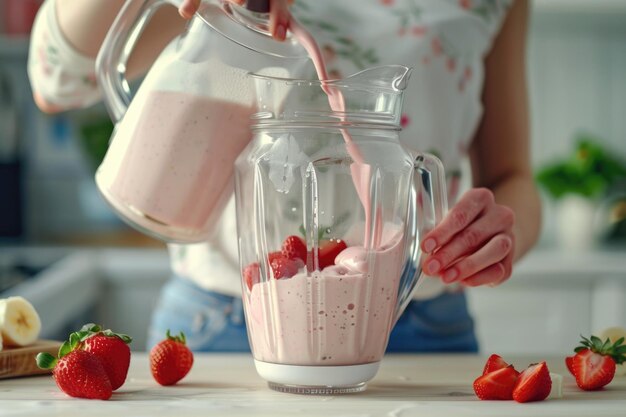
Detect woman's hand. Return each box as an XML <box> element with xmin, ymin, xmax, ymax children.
<box><xmin>421</xmin><ymin>188</ymin><xmax>516</xmax><ymax>288</ymax></box>
<box><xmin>179</xmin><ymin>0</ymin><xmax>292</xmax><ymax>41</ymax></box>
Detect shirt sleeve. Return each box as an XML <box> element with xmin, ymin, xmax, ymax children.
<box><xmin>27</xmin><ymin>0</ymin><xmax>102</xmax><ymax>110</ymax></box>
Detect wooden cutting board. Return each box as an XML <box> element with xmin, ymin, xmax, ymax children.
<box><xmin>0</xmin><ymin>340</ymin><xmax>62</xmax><ymax>379</ymax></box>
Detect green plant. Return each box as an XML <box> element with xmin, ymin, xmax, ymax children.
<box><xmin>535</xmin><ymin>135</ymin><xmax>626</xmax><ymax>200</ymax></box>
<box><xmin>78</xmin><ymin>116</ymin><xmax>114</xmax><ymax>171</ymax></box>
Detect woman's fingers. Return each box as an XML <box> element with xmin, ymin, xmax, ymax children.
<box><xmin>440</xmin><ymin>233</ymin><xmax>513</xmax><ymax>283</ymax></box>
<box><xmin>421</xmin><ymin>188</ymin><xmax>494</xmax><ymax>254</ymax></box>
<box><xmin>458</xmin><ymin>262</ymin><xmax>507</xmax><ymax>287</ymax></box>
<box><xmin>423</xmin><ymin>204</ymin><xmax>514</xmax><ymax>274</ymax></box>
<box><xmin>269</xmin><ymin>0</ymin><xmax>291</xmax><ymax>41</ymax></box>
<box><xmin>181</xmin><ymin>0</ymin><xmax>293</xmax><ymax>41</ymax></box>
<box><xmin>178</xmin><ymin>0</ymin><xmax>202</xmax><ymax>19</ymax></box>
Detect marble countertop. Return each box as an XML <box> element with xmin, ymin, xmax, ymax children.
<box><xmin>1</xmin><ymin>354</ymin><xmax>625</xmax><ymax>417</ymax></box>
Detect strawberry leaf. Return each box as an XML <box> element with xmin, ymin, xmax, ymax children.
<box><xmin>69</xmin><ymin>332</ymin><xmax>81</xmax><ymax>349</ymax></box>
<box><xmin>58</xmin><ymin>341</ymin><xmax>72</xmax><ymax>359</ymax></box>
<box><xmin>80</xmin><ymin>323</ymin><xmax>102</xmax><ymax>333</ymax></box>
<box><xmin>101</xmin><ymin>329</ymin><xmax>132</xmax><ymax>344</ymax></box>
<box><xmin>165</xmin><ymin>329</ymin><xmax>186</xmax><ymax>345</ymax></box>
<box><xmin>35</xmin><ymin>352</ymin><xmax>57</xmax><ymax>370</ymax></box>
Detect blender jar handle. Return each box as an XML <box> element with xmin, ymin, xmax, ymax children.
<box><xmin>96</xmin><ymin>0</ymin><xmax>183</xmax><ymax>123</ymax></box>
<box><xmin>395</xmin><ymin>152</ymin><xmax>448</xmax><ymax>322</ymax></box>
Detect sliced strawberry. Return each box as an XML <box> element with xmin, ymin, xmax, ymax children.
<box><xmin>318</xmin><ymin>239</ymin><xmax>347</xmax><ymax>269</ymax></box>
<box><xmin>243</xmin><ymin>263</ymin><xmax>260</xmax><ymax>290</ymax></box>
<box><xmin>473</xmin><ymin>365</ymin><xmax>518</xmax><ymax>400</ymax></box>
<box><xmin>571</xmin><ymin>348</ymin><xmax>616</xmax><ymax>391</ymax></box>
<box><xmin>268</xmin><ymin>251</ymin><xmax>283</xmax><ymax>264</ymax></box>
<box><xmin>569</xmin><ymin>334</ymin><xmax>626</xmax><ymax>391</ymax></box>
<box><xmin>565</xmin><ymin>355</ymin><xmax>574</xmax><ymax>376</ymax></box>
<box><xmin>270</xmin><ymin>255</ymin><xmax>303</xmax><ymax>279</ymax></box>
<box><xmin>282</xmin><ymin>235</ymin><xmax>307</xmax><ymax>262</ymax></box>
<box><xmin>513</xmin><ymin>362</ymin><xmax>552</xmax><ymax>403</ymax></box>
<box><xmin>483</xmin><ymin>354</ymin><xmax>516</xmax><ymax>376</ymax></box>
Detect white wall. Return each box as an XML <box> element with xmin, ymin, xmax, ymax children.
<box><xmin>528</xmin><ymin>8</ymin><xmax>626</xmax><ymax>167</ymax></box>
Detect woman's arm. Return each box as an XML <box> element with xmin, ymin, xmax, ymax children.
<box><xmin>55</xmin><ymin>0</ymin><xmax>187</xmax><ymax>76</ymax></box>
<box><xmin>420</xmin><ymin>0</ymin><xmax>540</xmax><ymax>287</ymax></box>
<box><xmin>32</xmin><ymin>0</ymin><xmax>186</xmax><ymax>113</ymax></box>
<box><xmin>470</xmin><ymin>0</ymin><xmax>540</xmax><ymax>261</ymax></box>
<box><xmin>33</xmin><ymin>0</ymin><xmax>290</xmax><ymax>113</ymax></box>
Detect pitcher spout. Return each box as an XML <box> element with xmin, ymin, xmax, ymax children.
<box><xmin>342</xmin><ymin>65</ymin><xmax>412</xmax><ymax>92</ymax></box>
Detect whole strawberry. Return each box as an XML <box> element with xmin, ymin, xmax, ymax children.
<box><xmin>282</xmin><ymin>235</ymin><xmax>307</xmax><ymax>262</ymax></box>
<box><xmin>80</xmin><ymin>324</ymin><xmax>132</xmax><ymax>390</ymax></box>
<box><xmin>566</xmin><ymin>334</ymin><xmax>626</xmax><ymax>391</ymax></box>
<box><xmin>36</xmin><ymin>338</ymin><xmax>112</xmax><ymax>399</ymax></box>
<box><xmin>150</xmin><ymin>330</ymin><xmax>194</xmax><ymax>386</ymax></box>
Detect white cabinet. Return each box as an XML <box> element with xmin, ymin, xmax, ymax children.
<box><xmin>467</xmin><ymin>248</ymin><xmax>626</xmax><ymax>355</ymax></box>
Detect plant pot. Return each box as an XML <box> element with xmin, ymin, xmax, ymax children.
<box><xmin>555</xmin><ymin>195</ymin><xmax>598</xmax><ymax>251</ymax></box>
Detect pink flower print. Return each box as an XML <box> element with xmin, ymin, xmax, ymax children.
<box><xmin>421</xmin><ymin>55</ymin><xmax>431</xmax><ymax>66</ymax></box>
<box><xmin>328</xmin><ymin>69</ymin><xmax>343</xmax><ymax>80</ymax></box>
<box><xmin>464</xmin><ymin>66</ymin><xmax>473</xmax><ymax>81</ymax></box>
<box><xmin>459</xmin><ymin>0</ymin><xmax>472</xmax><ymax>9</ymax></box>
<box><xmin>83</xmin><ymin>73</ymin><xmax>98</xmax><ymax>88</ymax></box>
<box><xmin>322</xmin><ymin>44</ymin><xmax>336</xmax><ymax>64</ymax></box>
<box><xmin>398</xmin><ymin>27</ymin><xmax>407</xmax><ymax>36</ymax></box>
<box><xmin>458</xmin><ymin>78</ymin><xmax>466</xmax><ymax>92</ymax></box>
<box><xmin>400</xmin><ymin>114</ymin><xmax>410</xmax><ymax>128</ymax></box>
<box><xmin>446</xmin><ymin>58</ymin><xmax>456</xmax><ymax>72</ymax></box>
<box><xmin>412</xmin><ymin>26</ymin><xmax>427</xmax><ymax>37</ymax></box>
<box><xmin>431</xmin><ymin>37</ymin><xmax>443</xmax><ymax>56</ymax></box>
<box><xmin>380</xmin><ymin>0</ymin><xmax>395</xmax><ymax>5</ymax></box>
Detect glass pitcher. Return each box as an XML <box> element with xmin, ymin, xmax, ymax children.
<box><xmin>234</xmin><ymin>65</ymin><xmax>448</xmax><ymax>394</ymax></box>
<box><xmin>95</xmin><ymin>0</ymin><xmax>311</xmax><ymax>243</ymax></box>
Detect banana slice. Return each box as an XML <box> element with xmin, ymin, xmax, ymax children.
<box><xmin>548</xmin><ymin>372</ymin><xmax>563</xmax><ymax>399</ymax></box>
<box><xmin>0</xmin><ymin>297</ymin><xmax>42</xmax><ymax>347</ymax></box>
<box><xmin>599</xmin><ymin>327</ymin><xmax>626</xmax><ymax>377</ymax></box>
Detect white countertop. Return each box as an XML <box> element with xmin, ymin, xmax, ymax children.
<box><xmin>1</xmin><ymin>354</ymin><xmax>625</xmax><ymax>417</ymax></box>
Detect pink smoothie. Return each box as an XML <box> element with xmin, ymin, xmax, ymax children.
<box><xmin>245</xmin><ymin>226</ymin><xmax>405</xmax><ymax>366</ymax></box>
<box><xmin>96</xmin><ymin>91</ymin><xmax>254</xmax><ymax>241</ymax></box>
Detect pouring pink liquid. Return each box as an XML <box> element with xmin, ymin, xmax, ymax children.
<box><xmin>289</xmin><ymin>18</ymin><xmax>382</xmax><ymax>248</ymax></box>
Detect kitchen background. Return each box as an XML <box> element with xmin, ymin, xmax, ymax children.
<box><xmin>0</xmin><ymin>0</ymin><xmax>625</xmax><ymax>352</ymax></box>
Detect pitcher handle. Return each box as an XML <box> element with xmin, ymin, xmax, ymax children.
<box><xmin>394</xmin><ymin>152</ymin><xmax>448</xmax><ymax>323</ymax></box>
<box><xmin>96</xmin><ymin>0</ymin><xmax>183</xmax><ymax>123</ymax></box>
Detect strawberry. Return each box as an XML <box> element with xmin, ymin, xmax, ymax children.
<box><xmin>36</xmin><ymin>335</ymin><xmax>112</xmax><ymax>400</ymax></box>
<box><xmin>565</xmin><ymin>355</ymin><xmax>574</xmax><ymax>375</ymax></box>
<box><xmin>482</xmin><ymin>354</ymin><xmax>517</xmax><ymax>376</ymax></box>
<box><xmin>473</xmin><ymin>365</ymin><xmax>518</xmax><ymax>400</ymax></box>
<box><xmin>270</xmin><ymin>255</ymin><xmax>303</xmax><ymax>279</ymax></box>
<box><xmin>568</xmin><ymin>335</ymin><xmax>626</xmax><ymax>391</ymax></box>
<box><xmin>318</xmin><ymin>239</ymin><xmax>347</xmax><ymax>269</ymax></box>
<box><xmin>243</xmin><ymin>262</ymin><xmax>260</xmax><ymax>290</ymax></box>
<box><xmin>282</xmin><ymin>235</ymin><xmax>307</xmax><ymax>262</ymax></box>
<box><xmin>150</xmin><ymin>330</ymin><xmax>194</xmax><ymax>386</ymax></box>
<box><xmin>268</xmin><ymin>251</ymin><xmax>283</xmax><ymax>264</ymax></box>
<box><xmin>512</xmin><ymin>362</ymin><xmax>552</xmax><ymax>403</ymax></box>
<box><xmin>80</xmin><ymin>324</ymin><xmax>132</xmax><ymax>391</ymax></box>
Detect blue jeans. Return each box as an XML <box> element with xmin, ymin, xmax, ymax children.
<box><xmin>148</xmin><ymin>275</ymin><xmax>478</xmax><ymax>353</ymax></box>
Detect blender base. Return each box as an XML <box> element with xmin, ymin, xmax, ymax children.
<box><xmin>254</xmin><ymin>360</ymin><xmax>380</xmax><ymax>395</ymax></box>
